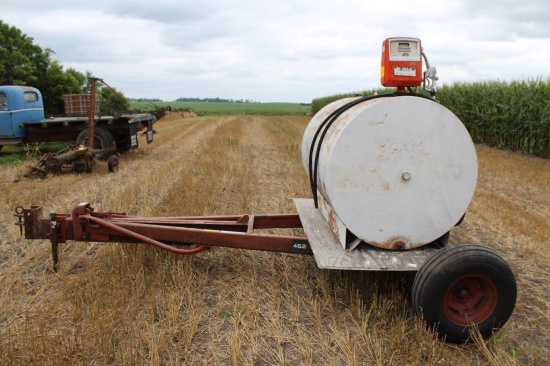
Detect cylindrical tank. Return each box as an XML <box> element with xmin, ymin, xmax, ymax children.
<box><xmin>302</xmin><ymin>95</ymin><xmax>477</xmax><ymax>250</ymax></box>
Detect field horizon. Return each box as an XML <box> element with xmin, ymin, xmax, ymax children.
<box><xmin>129</xmin><ymin>100</ymin><xmax>312</xmax><ymax>116</ymax></box>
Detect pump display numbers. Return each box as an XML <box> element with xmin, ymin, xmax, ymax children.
<box><xmin>389</xmin><ymin>39</ymin><xmax>421</xmax><ymax>61</ymax></box>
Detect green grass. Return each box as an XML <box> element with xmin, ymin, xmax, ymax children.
<box><xmin>310</xmin><ymin>88</ymin><xmax>394</xmax><ymax>115</ymax></box>
<box><xmin>0</xmin><ymin>142</ymin><xmax>72</xmax><ymax>165</ymax></box>
<box><xmin>129</xmin><ymin>101</ymin><xmax>311</xmax><ymax>116</ymax></box>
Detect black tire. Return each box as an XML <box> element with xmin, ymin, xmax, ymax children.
<box><xmin>412</xmin><ymin>244</ymin><xmax>516</xmax><ymax>343</ymax></box>
<box><xmin>107</xmin><ymin>154</ymin><xmax>119</xmax><ymax>173</ymax></box>
<box><xmin>115</xmin><ymin>134</ymin><xmax>132</xmax><ymax>153</ymax></box>
<box><xmin>0</xmin><ymin>145</ymin><xmax>3</xmax><ymax>152</ymax></box>
<box><xmin>76</xmin><ymin>128</ymin><xmax>114</xmax><ymax>159</ymax></box>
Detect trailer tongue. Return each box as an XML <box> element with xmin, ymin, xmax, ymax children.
<box><xmin>14</xmin><ymin>202</ymin><xmax>310</xmax><ymax>267</ymax></box>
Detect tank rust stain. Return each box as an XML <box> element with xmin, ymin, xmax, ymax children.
<box><xmin>367</xmin><ymin>235</ymin><xmax>423</xmax><ymax>250</ymax></box>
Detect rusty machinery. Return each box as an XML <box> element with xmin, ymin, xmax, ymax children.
<box><xmin>27</xmin><ymin>77</ymin><xmax>125</xmax><ymax>176</ymax></box>
<box><xmin>29</xmin><ymin>144</ymin><xmax>118</xmax><ymax>177</ymax></box>
<box><xmin>86</xmin><ymin>77</ymin><xmax>128</xmax><ymax>150</ymax></box>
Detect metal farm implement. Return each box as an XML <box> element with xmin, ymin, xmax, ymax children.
<box><xmin>14</xmin><ymin>198</ymin><xmax>516</xmax><ymax>344</ymax></box>
<box><xmin>13</xmin><ymin>37</ymin><xmax>517</xmax><ymax>343</ymax></box>
<box><xmin>30</xmin><ymin>144</ymin><xmax>119</xmax><ymax>176</ymax></box>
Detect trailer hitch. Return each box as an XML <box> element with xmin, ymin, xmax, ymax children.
<box><xmin>15</xmin><ymin>204</ymin><xmax>311</xmax><ymax>271</ymax></box>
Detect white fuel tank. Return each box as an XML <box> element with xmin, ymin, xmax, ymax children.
<box><xmin>302</xmin><ymin>95</ymin><xmax>477</xmax><ymax>250</ymax></box>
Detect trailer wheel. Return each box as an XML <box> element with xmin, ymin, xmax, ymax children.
<box><xmin>76</xmin><ymin>128</ymin><xmax>114</xmax><ymax>159</ymax></box>
<box><xmin>107</xmin><ymin>154</ymin><xmax>119</xmax><ymax>173</ymax></box>
<box><xmin>115</xmin><ymin>135</ymin><xmax>132</xmax><ymax>153</ymax></box>
<box><xmin>412</xmin><ymin>244</ymin><xmax>516</xmax><ymax>343</ymax></box>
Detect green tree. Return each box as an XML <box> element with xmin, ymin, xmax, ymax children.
<box><xmin>0</xmin><ymin>20</ymin><xmax>48</xmax><ymax>86</ymax></box>
<box><xmin>97</xmin><ymin>84</ymin><xmax>130</xmax><ymax>115</ymax></box>
<box><xmin>0</xmin><ymin>21</ymin><xmax>87</xmax><ymax>115</ymax></box>
<box><xmin>40</xmin><ymin>61</ymin><xmax>88</xmax><ymax>115</ymax></box>
<box><xmin>83</xmin><ymin>74</ymin><xmax>130</xmax><ymax>115</ymax></box>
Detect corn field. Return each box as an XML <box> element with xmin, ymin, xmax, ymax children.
<box><xmin>437</xmin><ymin>79</ymin><xmax>550</xmax><ymax>158</ymax></box>
<box><xmin>311</xmin><ymin>79</ymin><xmax>550</xmax><ymax>158</ymax></box>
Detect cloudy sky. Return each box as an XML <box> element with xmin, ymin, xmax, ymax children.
<box><xmin>1</xmin><ymin>0</ymin><xmax>549</xmax><ymax>102</ymax></box>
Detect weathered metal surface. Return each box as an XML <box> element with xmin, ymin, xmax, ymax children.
<box><xmin>87</xmin><ymin>78</ymin><xmax>97</xmax><ymax>150</ymax></box>
<box><xmin>63</xmin><ymin>94</ymin><xmax>99</xmax><ymax>116</ymax></box>
<box><xmin>294</xmin><ymin>198</ymin><xmax>438</xmax><ymax>271</ymax></box>
<box><xmin>28</xmin><ymin>145</ymin><xmax>117</xmax><ymax>176</ymax></box>
<box><xmin>302</xmin><ymin>95</ymin><xmax>477</xmax><ymax>250</ymax></box>
<box><xmin>15</xmin><ymin>203</ymin><xmax>311</xmax><ymax>270</ymax></box>
<box><xmin>16</xmin><ymin>200</ymin><xmax>441</xmax><ymax>272</ymax></box>
<box><xmin>1</xmin><ymin>84</ymin><xmax>155</xmax><ymax>148</ymax></box>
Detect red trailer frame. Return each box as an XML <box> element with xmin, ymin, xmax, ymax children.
<box><xmin>15</xmin><ymin>202</ymin><xmax>311</xmax><ymax>271</ymax></box>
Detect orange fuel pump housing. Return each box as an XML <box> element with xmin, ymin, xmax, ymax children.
<box><xmin>381</xmin><ymin>37</ymin><xmax>423</xmax><ymax>88</ymax></box>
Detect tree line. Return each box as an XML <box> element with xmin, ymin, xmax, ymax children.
<box><xmin>0</xmin><ymin>21</ymin><xmax>128</xmax><ymax>116</ymax></box>
<box><xmin>175</xmin><ymin>97</ymin><xmax>259</xmax><ymax>103</ymax></box>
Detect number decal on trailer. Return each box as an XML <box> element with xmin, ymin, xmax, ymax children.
<box><xmin>292</xmin><ymin>240</ymin><xmax>309</xmax><ymax>254</ymax></box>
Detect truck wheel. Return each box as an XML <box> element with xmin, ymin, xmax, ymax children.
<box><xmin>76</xmin><ymin>128</ymin><xmax>114</xmax><ymax>159</ymax></box>
<box><xmin>412</xmin><ymin>244</ymin><xmax>516</xmax><ymax>343</ymax></box>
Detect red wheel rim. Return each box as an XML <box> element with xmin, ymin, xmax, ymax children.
<box><xmin>443</xmin><ymin>275</ymin><xmax>498</xmax><ymax>326</ymax></box>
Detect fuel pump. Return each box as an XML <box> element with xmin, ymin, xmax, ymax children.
<box><xmin>381</xmin><ymin>37</ymin><xmax>438</xmax><ymax>95</ymax></box>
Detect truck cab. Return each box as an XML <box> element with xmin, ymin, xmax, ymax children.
<box><xmin>0</xmin><ymin>86</ymin><xmax>45</xmax><ymax>146</ymax></box>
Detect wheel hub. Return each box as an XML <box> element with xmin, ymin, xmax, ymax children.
<box><xmin>444</xmin><ymin>275</ymin><xmax>498</xmax><ymax>326</ymax></box>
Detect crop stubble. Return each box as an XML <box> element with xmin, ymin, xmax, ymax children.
<box><xmin>0</xmin><ymin>114</ymin><xmax>548</xmax><ymax>365</ymax></box>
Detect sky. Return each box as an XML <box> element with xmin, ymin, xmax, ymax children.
<box><xmin>1</xmin><ymin>0</ymin><xmax>549</xmax><ymax>103</ymax></box>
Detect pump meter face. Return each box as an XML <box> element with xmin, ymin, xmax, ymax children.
<box><xmin>389</xmin><ymin>39</ymin><xmax>421</xmax><ymax>61</ymax></box>
<box><xmin>381</xmin><ymin>37</ymin><xmax>423</xmax><ymax>87</ymax></box>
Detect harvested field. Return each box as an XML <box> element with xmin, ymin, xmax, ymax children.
<box><xmin>0</xmin><ymin>114</ymin><xmax>548</xmax><ymax>365</ymax></box>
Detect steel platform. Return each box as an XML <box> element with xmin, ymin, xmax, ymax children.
<box><xmin>294</xmin><ymin>198</ymin><xmax>438</xmax><ymax>271</ymax></box>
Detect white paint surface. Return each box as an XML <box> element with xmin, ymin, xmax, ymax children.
<box><xmin>302</xmin><ymin>96</ymin><xmax>477</xmax><ymax>249</ymax></box>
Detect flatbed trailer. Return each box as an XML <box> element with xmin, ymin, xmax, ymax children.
<box><xmin>0</xmin><ymin>85</ymin><xmax>154</xmax><ymax>152</ymax></box>
<box><xmin>20</xmin><ymin>113</ymin><xmax>154</xmax><ymax>152</ymax></box>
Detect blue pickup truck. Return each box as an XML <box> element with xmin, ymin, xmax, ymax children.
<box><xmin>0</xmin><ymin>85</ymin><xmax>154</xmax><ymax>152</ymax></box>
